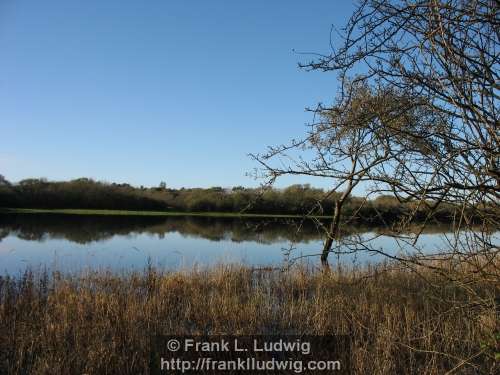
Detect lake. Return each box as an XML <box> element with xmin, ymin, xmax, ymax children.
<box><xmin>0</xmin><ymin>213</ymin><xmax>494</xmax><ymax>275</ymax></box>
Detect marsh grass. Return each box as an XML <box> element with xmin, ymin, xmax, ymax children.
<box><xmin>0</xmin><ymin>263</ymin><xmax>497</xmax><ymax>374</ymax></box>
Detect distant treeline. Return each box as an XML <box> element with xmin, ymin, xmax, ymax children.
<box><xmin>0</xmin><ymin>177</ymin><xmax>458</xmax><ymax>223</ymax></box>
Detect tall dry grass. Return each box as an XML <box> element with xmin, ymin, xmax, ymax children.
<box><xmin>0</xmin><ymin>263</ymin><xmax>497</xmax><ymax>374</ymax></box>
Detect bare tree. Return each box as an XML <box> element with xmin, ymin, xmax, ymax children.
<box><xmin>252</xmin><ymin>82</ymin><xmax>443</xmax><ymax>266</ymax></box>
<box><xmin>254</xmin><ymin>0</ymin><xmax>498</xmax><ymax>261</ymax></box>
<box><xmin>252</xmin><ymin>3</ymin><xmax>498</xmax><ymax>367</ymax></box>
<box><xmin>252</xmin><ymin>1</ymin><xmax>499</xmax><ymax>343</ymax></box>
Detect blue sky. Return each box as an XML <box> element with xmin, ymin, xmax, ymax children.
<box><xmin>0</xmin><ymin>0</ymin><xmax>356</xmax><ymax>188</ymax></box>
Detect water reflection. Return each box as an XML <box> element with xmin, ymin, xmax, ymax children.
<box><xmin>0</xmin><ymin>214</ymin><xmax>455</xmax><ymax>244</ymax></box>
<box><xmin>0</xmin><ymin>213</ymin><xmax>463</xmax><ymax>274</ymax></box>
<box><xmin>0</xmin><ymin>214</ymin><xmax>327</xmax><ymax>244</ymax></box>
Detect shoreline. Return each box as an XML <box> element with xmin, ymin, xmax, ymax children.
<box><xmin>0</xmin><ymin>207</ymin><xmax>320</xmax><ymax>219</ymax></box>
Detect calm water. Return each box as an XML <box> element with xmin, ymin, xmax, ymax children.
<box><xmin>0</xmin><ymin>214</ymin><xmax>492</xmax><ymax>274</ymax></box>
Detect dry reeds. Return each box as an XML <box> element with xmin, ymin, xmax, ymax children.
<box><xmin>0</xmin><ymin>263</ymin><xmax>497</xmax><ymax>374</ymax></box>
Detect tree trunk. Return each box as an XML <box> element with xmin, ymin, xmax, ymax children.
<box><xmin>320</xmin><ymin>173</ymin><xmax>359</xmax><ymax>268</ymax></box>
<box><xmin>321</xmin><ymin>199</ymin><xmax>343</xmax><ymax>267</ymax></box>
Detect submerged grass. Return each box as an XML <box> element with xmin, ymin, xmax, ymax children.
<box><xmin>0</xmin><ymin>263</ymin><xmax>497</xmax><ymax>374</ymax></box>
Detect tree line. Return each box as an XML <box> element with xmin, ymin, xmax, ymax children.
<box><xmin>0</xmin><ymin>176</ymin><xmax>459</xmax><ymax>224</ymax></box>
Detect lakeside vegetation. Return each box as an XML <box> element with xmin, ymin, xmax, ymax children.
<box><xmin>0</xmin><ymin>263</ymin><xmax>497</xmax><ymax>374</ymax></box>
<box><xmin>1</xmin><ymin>211</ymin><xmax>456</xmax><ymax>246</ymax></box>
<box><xmin>0</xmin><ymin>177</ymin><xmax>461</xmax><ymax>224</ymax></box>
<box><xmin>0</xmin><ymin>208</ymin><xmax>307</xmax><ymax>218</ymax></box>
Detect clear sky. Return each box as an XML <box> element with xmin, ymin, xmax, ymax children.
<box><xmin>1</xmin><ymin>0</ymin><xmax>356</xmax><ymax>188</ymax></box>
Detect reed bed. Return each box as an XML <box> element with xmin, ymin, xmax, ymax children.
<box><xmin>0</xmin><ymin>263</ymin><xmax>497</xmax><ymax>374</ymax></box>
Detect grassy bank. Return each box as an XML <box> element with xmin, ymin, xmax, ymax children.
<box><xmin>0</xmin><ymin>207</ymin><xmax>325</xmax><ymax>219</ymax></box>
<box><xmin>0</xmin><ymin>264</ymin><xmax>497</xmax><ymax>374</ymax></box>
